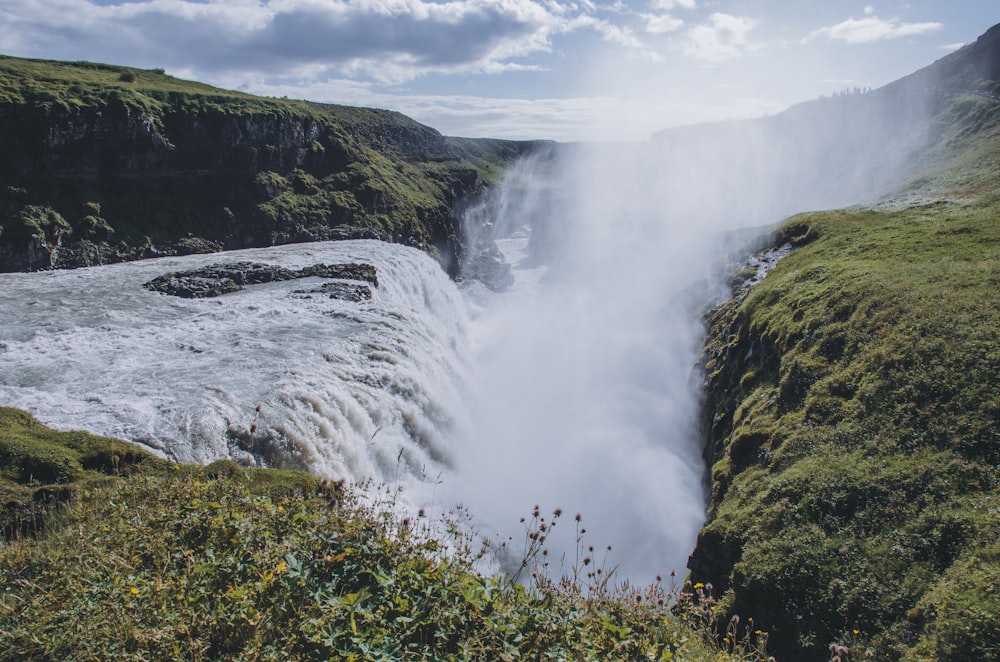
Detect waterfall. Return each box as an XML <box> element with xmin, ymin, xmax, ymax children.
<box><xmin>0</xmin><ymin>240</ymin><xmax>472</xmax><ymax>503</ymax></box>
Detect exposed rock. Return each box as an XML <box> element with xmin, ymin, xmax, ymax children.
<box><xmin>296</xmin><ymin>262</ymin><xmax>378</xmax><ymax>287</ymax></box>
<box><xmin>0</xmin><ymin>58</ymin><xmax>544</xmax><ymax>275</ymax></box>
<box><xmin>144</xmin><ymin>261</ymin><xmax>378</xmax><ymax>299</ymax></box>
<box><xmin>291</xmin><ymin>281</ymin><xmax>373</xmax><ymax>302</ymax></box>
<box><xmin>460</xmin><ymin>248</ymin><xmax>514</xmax><ymax>292</ymax></box>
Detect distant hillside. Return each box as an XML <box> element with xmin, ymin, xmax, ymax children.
<box><xmin>0</xmin><ymin>56</ymin><xmax>544</xmax><ymax>274</ymax></box>
<box><xmin>652</xmin><ymin>22</ymin><xmax>1000</xmax><ymax>222</ymax></box>
<box><xmin>689</xmin><ymin>23</ymin><xmax>1000</xmax><ymax>661</ymax></box>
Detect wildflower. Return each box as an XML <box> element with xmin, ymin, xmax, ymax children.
<box><xmin>130</xmin><ymin>587</ymin><xmax>139</xmax><ymax>595</ymax></box>
<box><xmin>853</xmin><ymin>629</ymin><xmax>860</xmax><ymax>635</ymax></box>
<box><xmin>694</xmin><ymin>582</ymin><xmax>704</xmax><ymax>589</ymax></box>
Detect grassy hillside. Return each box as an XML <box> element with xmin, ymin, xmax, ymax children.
<box><xmin>692</xmin><ymin>76</ymin><xmax>1000</xmax><ymax>660</ymax></box>
<box><xmin>0</xmin><ymin>55</ymin><xmax>541</xmax><ymax>273</ymax></box>
<box><xmin>0</xmin><ymin>407</ymin><xmax>729</xmax><ymax>661</ymax></box>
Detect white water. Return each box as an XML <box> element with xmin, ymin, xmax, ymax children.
<box><xmin>448</xmin><ymin>146</ymin><xmax>741</xmax><ymax>583</ymax></box>
<box><xmin>0</xmin><ymin>115</ymin><xmax>914</xmax><ymax>585</ymax></box>
<box><xmin>0</xmin><ymin>221</ymin><xmax>717</xmax><ymax>583</ymax></box>
<box><xmin>0</xmin><ymin>241</ymin><xmax>471</xmax><ymax>500</ymax></box>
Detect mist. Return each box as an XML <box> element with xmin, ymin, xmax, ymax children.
<box><xmin>449</xmin><ymin>81</ymin><xmax>934</xmax><ymax>583</ymax></box>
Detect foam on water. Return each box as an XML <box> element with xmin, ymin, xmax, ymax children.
<box><xmin>0</xmin><ymin>240</ymin><xmax>471</xmax><ymax>497</ymax></box>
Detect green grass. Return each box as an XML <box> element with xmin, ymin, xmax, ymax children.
<box><xmin>695</xmin><ymin>93</ymin><xmax>1000</xmax><ymax>660</ymax></box>
<box><xmin>0</xmin><ymin>408</ymin><xmax>727</xmax><ymax>661</ymax></box>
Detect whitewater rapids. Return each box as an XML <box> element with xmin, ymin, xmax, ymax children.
<box><xmin>0</xmin><ymin>225</ymin><xmax>715</xmax><ymax>582</ymax></box>
<box><xmin>0</xmin><ymin>240</ymin><xmax>472</xmax><ymax>496</ymax></box>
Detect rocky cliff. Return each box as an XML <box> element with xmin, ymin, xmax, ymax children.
<box><xmin>0</xmin><ymin>56</ymin><xmax>543</xmax><ymax>275</ymax></box>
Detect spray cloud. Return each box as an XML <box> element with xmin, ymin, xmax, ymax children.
<box><xmin>451</xmin><ymin>79</ymin><xmax>932</xmax><ymax>582</ymax></box>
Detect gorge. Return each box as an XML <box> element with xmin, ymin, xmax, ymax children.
<box><xmin>2</xmin><ymin>22</ymin><xmax>1000</xmax><ymax>660</ymax></box>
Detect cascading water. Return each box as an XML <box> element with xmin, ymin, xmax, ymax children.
<box><xmin>0</xmin><ymin>240</ymin><xmax>472</xmax><ymax>505</ymax></box>
<box><xmin>0</xmin><ymin>101</ymin><xmax>926</xmax><ymax>585</ymax></box>
<box><xmin>448</xmin><ymin>145</ymin><xmax>740</xmax><ymax>583</ymax></box>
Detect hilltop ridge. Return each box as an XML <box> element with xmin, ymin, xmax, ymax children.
<box><xmin>0</xmin><ymin>56</ymin><xmax>544</xmax><ymax>275</ymax></box>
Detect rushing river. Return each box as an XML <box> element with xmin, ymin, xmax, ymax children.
<box><xmin>0</xmin><ymin>240</ymin><xmax>473</xmax><ymax>497</ymax></box>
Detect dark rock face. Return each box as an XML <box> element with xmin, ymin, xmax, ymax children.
<box><xmin>143</xmin><ymin>261</ymin><xmax>378</xmax><ymax>299</ymax></box>
<box><xmin>0</xmin><ymin>59</ymin><xmax>543</xmax><ymax>278</ymax></box>
<box><xmin>291</xmin><ymin>281</ymin><xmax>373</xmax><ymax>302</ymax></box>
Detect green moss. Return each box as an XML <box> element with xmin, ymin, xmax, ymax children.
<box><xmin>0</xmin><ymin>407</ymin><xmax>171</xmax><ymax>538</ymax></box>
<box><xmin>697</xmin><ymin>137</ymin><xmax>1000</xmax><ymax>658</ymax></box>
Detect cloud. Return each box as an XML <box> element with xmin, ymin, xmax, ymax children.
<box><xmin>682</xmin><ymin>13</ymin><xmax>759</xmax><ymax>62</ymax></box>
<box><xmin>806</xmin><ymin>12</ymin><xmax>943</xmax><ymax>45</ymax></box>
<box><xmin>649</xmin><ymin>0</ymin><xmax>695</xmax><ymax>10</ymax></box>
<box><xmin>642</xmin><ymin>13</ymin><xmax>683</xmax><ymax>35</ymax></box>
<box><xmin>239</xmin><ymin>75</ymin><xmax>783</xmax><ymax>141</ymax></box>
<box><xmin>0</xmin><ymin>0</ymin><xmax>588</xmax><ymax>84</ymax></box>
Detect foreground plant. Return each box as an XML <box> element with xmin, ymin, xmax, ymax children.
<box><xmin>0</xmin><ymin>457</ymin><xmax>723</xmax><ymax>661</ymax></box>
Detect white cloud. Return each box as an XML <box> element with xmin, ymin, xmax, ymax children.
<box><xmin>806</xmin><ymin>12</ymin><xmax>943</xmax><ymax>45</ymax></box>
<box><xmin>642</xmin><ymin>13</ymin><xmax>683</xmax><ymax>35</ymax></box>
<box><xmin>649</xmin><ymin>0</ymin><xmax>696</xmax><ymax>10</ymax></box>
<box><xmin>238</xmin><ymin>76</ymin><xmax>782</xmax><ymax>141</ymax></box>
<box><xmin>0</xmin><ymin>0</ymin><xmax>586</xmax><ymax>84</ymax></box>
<box><xmin>682</xmin><ymin>13</ymin><xmax>759</xmax><ymax>62</ymax></box>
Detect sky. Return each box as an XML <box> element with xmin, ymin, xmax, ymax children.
<box><xmin>1</xmin><ymin>1</ymin><xmax>998</xmax><ymax>141</ymax></box>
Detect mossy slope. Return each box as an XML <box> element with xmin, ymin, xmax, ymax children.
<box><xmin>692</xmin><ymin>47</ymin><xmax>1000</xmax><ymax>661</ymax></box>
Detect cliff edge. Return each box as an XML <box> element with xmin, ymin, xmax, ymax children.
<box><xmin>0</xmin><ymin>56</ymin><xmax>543</xmax><ymax>274</ymax></box>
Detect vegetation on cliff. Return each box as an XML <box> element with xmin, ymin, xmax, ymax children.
<box><xmin>0</xmin><ymin>55</ymin><xmax>542</xmax><ymax>273</ymax></box>
<box><xmin>692</xmin><ymin>71</ymin><xmax>1000</xmax><ymax>660</ymax></box>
